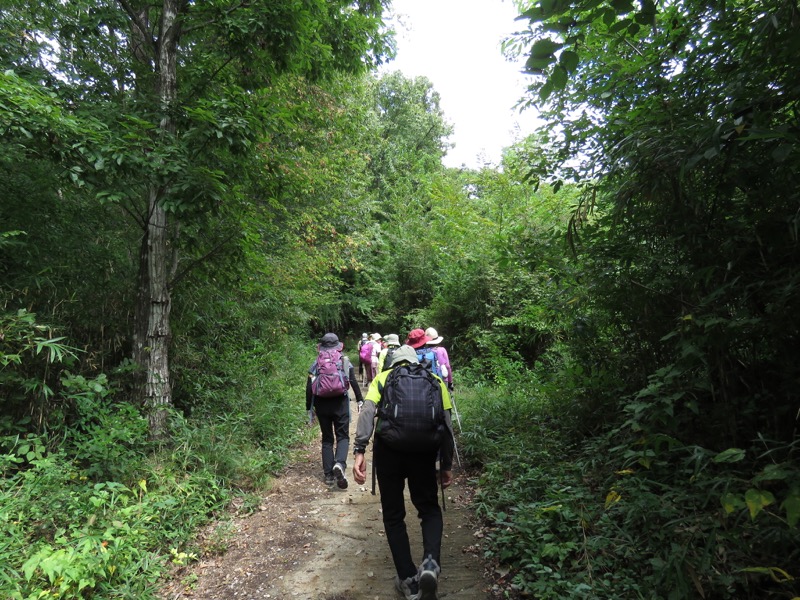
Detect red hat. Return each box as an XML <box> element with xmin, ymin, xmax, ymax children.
<box><xmin>405</xmin><ymin>328</ymin><xmax>430</xmax><ymax>349</ymax></box>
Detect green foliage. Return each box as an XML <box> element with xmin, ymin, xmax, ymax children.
<box><xmin>59</xmin><ymin>373</ymin><xmax>149</xmax><ymax>481</ymax></box>
<box><xmin>0</xmin><ymin>327</ymin><xmax>310</xmax><ymax>599</ymax></box>
<box><xmin>0</xmin><ymin>448</ymin><xmax>228</xmax><ymax>599</ymax></box>
<box><xmin>460</xmin><ymin>2</ymin><xmax>800</xmax><ymax>596</ymax></box>
<box><xmin>464</xmin><ymin>391</ymin><xmax>800</xmax><ymax>598</ymax></box>
<box><xmin>0</xmin><ymin>309</ymin><xmax>80</xmax><ymax>428</ymax></box>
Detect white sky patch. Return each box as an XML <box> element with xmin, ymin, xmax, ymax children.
<box><xmin>380</xmin><ymin>0</ymin><xmax>544</xmax><ymax>169</ymax></box>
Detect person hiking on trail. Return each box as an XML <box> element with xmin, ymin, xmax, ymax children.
<box><xmin>405</xmin><ymin>328</ymin><xmax>446</xmax><ymax>382</ymax></box>
<box><xmin>352</xmin><ymin>344</ymin><xmax>455</xmax><ymax>600</ymax></box>
<box><xmin>359</xmin><ymin>332</ymin><xmax>379</xmax><ymax>387</ymax></box>
<box><xmin>357</xmin><ymin>332</ymin><xmax>369</xmax><ymax>385</ymax></box>
<box><xmin>306</xmin><ymin>333</ymin><xmax>364</xmax><ymax>489</ymax></box>
<box><xmin>424</xmin><ymin>327</ymin><xmax>453</xmax><ymax>390</ymax></box>
<box><xmin>378</xmin><ymin>333</ymin><xmax>401</xmax><ymax>372</ymax></box>
<box><xmin>362</xmin><ymin>332</ymin><xmax>381</xmax><ymax>387</ymax></box>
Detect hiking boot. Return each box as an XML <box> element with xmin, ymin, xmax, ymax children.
<box><xmin>323</xmin><ymin>473</ymin><xmax>335</xmax><ymax>486</ymax></box>
<box><xmin>417</xmin><ymin>555</ymin><xmax>440</xmax><ymax>600</ymax></box>
<box><xmin>332</xmin><ymin>462</ymin><xmax>348</xmax><ymax>489</ymax></box>
<box><xmin>394</xmin><ymin>574</ymin><xmax>419</xmax><ymax>600</ymax></box>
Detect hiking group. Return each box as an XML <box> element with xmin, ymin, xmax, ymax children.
<box><xmin>306</xmin><ymin>328</ymin><xmax>456</xmax><ymax>600</ymax></box>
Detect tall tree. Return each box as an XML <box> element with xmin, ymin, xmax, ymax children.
<box><xmin>508</xmin><ymin>0</ymin><xmax>800</xmax><ymax>441</ymax></box>
<box><xmin>341</xmin><ymin>71</ymin><xmax>453</xmax><ymax>330</ymax></box>
<box><xmin>4</xmin><ymin>0</ymin><xmax>392</xmax><ymax>437</ymax></box>
<box><xmin>502</xmin><ymin>1</ymin><xmax>800</xmax><ymax>593</ymax></box>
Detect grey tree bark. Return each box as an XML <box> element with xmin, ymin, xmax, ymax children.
<box><xmin>129</xmin><ymin>0</ymin><xmax>183</xmax><ymax>439</ymax></box>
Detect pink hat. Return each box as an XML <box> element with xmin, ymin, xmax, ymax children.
<box><xmin>405</xmin><ymin>328</ymin><xmax>430</xmax><ymax>349</ymax></box>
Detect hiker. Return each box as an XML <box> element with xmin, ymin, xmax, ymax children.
<box><xmin>364</xmin><ymin>332</ymin><xmax>382</xmax><ymax>387</ymax></box>
<box><xmin>352</xmin><ymin>344</ymin><xmax>455</xmax><ymax>600</ymax></box>
<box><xmin>359</xmin><ymin>332</ymin><xmax>379</xmax><ymax>387</ymax></box>
<box><xmin>378</xmin><ymin>333</ymin><xmax>401</xmax><ymax>371</ymax></box>
<box><xmin>424</xmin><ymin>327</ymin><xmax>453</xmax><ymax>390</ymax></box>
<box><xmin>405</xmin><ymin>328</ymin><xmax>446</xmax><ymax>382</ymax></box>
<box><xmin>306</xmin><ymin>333</ymin><xmax>364</xmax><ymax>489</ymax></box>
<box><xmin>357</xmin><ymin>332</ymin><xmax>369</xmax><ymax>385</ymax></box>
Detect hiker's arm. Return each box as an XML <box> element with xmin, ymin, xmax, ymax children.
<box><xmin>305</xmin><ymin>376</ymin><xmax>313</xmax><ymax>411</ymax></box>
<box><xmin>347</xmin><ymin>363</ymin><xmax>364</xmax><ymax>403</ymax></box>
<box><xmin>439</xmin><ymin>347</ymin><xmax>453</xmax><ymax>384</ymax></box>
<box><xmin>353</xmin><ymin>399</ymin><xmax>377</xmax><ymax>449</ymax></box>
<box><xmin>353</xmin><ymin>452</ymin><xmax>367</xmax><ymax>485</ymax></box>
<box><xmin>352</xmin><ymin>400</ymin><xmax>377</xmax><ymax>485</ymax></box>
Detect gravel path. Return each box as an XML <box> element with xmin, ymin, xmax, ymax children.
<box><xmin>159</xmin><ymin>394</ymin><xmax>496</xmax><ymax>599</ymax></box>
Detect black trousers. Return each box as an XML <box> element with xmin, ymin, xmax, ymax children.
<box><xmin>314</xmin><ymin>395</ymin><xmax>350</xmax><ymax>476</ymax></box>
<box><xmin>374</xmin><ymin>439</ymin><xmax>443</xmax><ymax>581</ymax></box>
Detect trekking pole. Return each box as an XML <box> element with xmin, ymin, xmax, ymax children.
<box><xmin>440</xmin><ymin>476</ymin><xmax>446</xmax><ymax>513</ymax></box>
<box><xmin>453</xmin><ymin>437</ymin><xmax>462</xmax><ymax>469</ymax></box>
<box><xmin>371</xmin><ymin>455</ymin><xmax>376</xmax><ymax>496</ymax></box>
<box><xmin>450</xmin><ymin>388</ymin><xmax>463</xmax><ymax>433</ymax></box>
<box><xmin>447</xmin><ymin>388</ymin><xmax>463</xmax><ymax>469</ymax></box>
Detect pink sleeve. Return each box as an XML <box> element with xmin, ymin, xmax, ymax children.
<box><xmin>434</xmin><ymin>347</ymin><xmax>452</xmax><ymax>383</ymax></box>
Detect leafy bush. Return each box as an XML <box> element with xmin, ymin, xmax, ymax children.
<box><xmin>58</xmin><ymin>373</ymin><xmax>149</xmax><ymax>481</ymax></box>
<box><xmin>465</xmin><ymin>400</ymin><xmax>800</xmax><ymax>599</ymax></box>
<box><xmin>0</xmin><ymin>447</ymin><xmax>229</xmax><ymax>599</ymax></box>
<box><xmin>0</xmin><ymin>301</ymin><xmax>312</xmax><ymax>599</ymax></box>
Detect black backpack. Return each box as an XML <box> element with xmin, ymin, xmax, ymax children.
<box><xmin>382</xmin><ymin>347</ymin><xmax>397</xmax><ymax>371</ymax></box>
<box><xmin>376</xmin><ymin>363</ymin><xmax>445</xmax><ymax>452</ymax></box>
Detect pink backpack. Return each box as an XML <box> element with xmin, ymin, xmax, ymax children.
<box><xmin>312</xmin><ymin>347</ymin><xmax>349</xmax><ymax>398</ymax></box>
<box><xmin>359</xmin><ymin>341</ymin><xmax>373</xmax><ymax>363</ymax></box>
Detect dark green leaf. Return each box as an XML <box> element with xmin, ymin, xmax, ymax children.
<box><xmin>551</xmin><ymin>66</ymin><xmax>569</xmax><ymax>91</ymax></box>
<box><xmin>526</xmin><ymin>55</ymin><xmax>557</xmax><ymax>72</ymax></box>
<box><xmin>559</xmin><ymin>50</ymin><xmax>580</xmax><ymax>73</ymax></box>
<box><xmin>530</xmin><ymin>38</ymin><xmax>563</xmax><ymax>59</ymax></box>
<box><xmin>712</xmin><ymin>448</ymin><xmax>745</xmax><ymax>463</ymax></box>
<box><xmin>609</xmin><ymin>18</ymin><xmax>632</xmax><ymax>33</ymax></box>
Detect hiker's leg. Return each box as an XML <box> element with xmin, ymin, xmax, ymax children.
<box><xmin>365</xmin><ymin>360</ymin><xmax>374</xmax><ymax>386</ymax></box>
<box><xmin>362</xmin><ymin>360</ymin><xmax>370</xmax><ymax>386</ymax></box>
<box><xmin>375</xmin><ymin>442</ymin><xmax>416</xmax><ymax>580</ymax></box>
<box><xmin>317</xmin><ymin>411</ymin><xmax>335</xmax><ymax>477</ymax></box>
<box><xmin>332</xmin><ymin>396</ymin><xmax>350</xmax><ymax>467</ymax></box>
<box><xmin>408</xmin><ymin>451</ymin><xmax>443</xmax><ymax>567</ymax></box>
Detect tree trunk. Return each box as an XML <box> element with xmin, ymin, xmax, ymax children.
<box><xmin>132</xmin><ymin>0</ymin><xmax>182</xmax><ymax>440</ymax></box>
<box><xmin>139</xmin><ymin>191</ymin><xmax>172</xmax><ymax>438</ymax></box>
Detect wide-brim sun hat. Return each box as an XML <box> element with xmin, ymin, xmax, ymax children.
<box><xmin>424</xmin><ymin>327</ymin><xmax>444</xmax><ymax>345</ymax></box>
<box><xmin>405</xmin><ymin>328</ymin><xmax>430</xmax><ymax>349</ymax></box>
<box><xmin>384</xmin><ymin>333</ymin><xmax>400</xmax><ymax>346</ymax></box>
<box><xmin>370</xmin><ymin>332</ymin><xmax>382</xmax><ymax>341</ymax></box>
<box><xmin>320</xmin><ymin>332</ymin><xmax>343</xmax><ymax>350</ymax></box>
<box><xmin>390</xmin><ymin>345</ymin><xmax>419</xmax><ymax>365</ymax></box>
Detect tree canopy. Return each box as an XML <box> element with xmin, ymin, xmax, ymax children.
<box><xmin>1</xmin><ymin>0</ymin><xmax>798</xmax><ymax>597</ymax></box>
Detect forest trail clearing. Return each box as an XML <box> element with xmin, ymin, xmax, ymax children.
<box><xmin>159</xmin><ymin>391</ymin><xmax>496</xmax><ymax>599</ymax></box>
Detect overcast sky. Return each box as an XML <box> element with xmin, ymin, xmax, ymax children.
<box><xmin>379</xmin><ymin>0</ymin><xmax>542</xmax><ymax>169</ymax></box>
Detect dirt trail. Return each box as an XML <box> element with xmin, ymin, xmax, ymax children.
<box><xmin>159</xmin><ymin>391</ymin><xmax>496</xmax><ymax>600</ymax></box>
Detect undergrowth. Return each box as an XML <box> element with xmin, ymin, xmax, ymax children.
<box><xmin>456</xmin><ymin>371</ymin><xmax>800</xmax><ymax>600</ymax></box>
<box><xmin>0</xmin><ymin>316</ymin><xmax>313</xmax><ymax>599</ymax></box>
